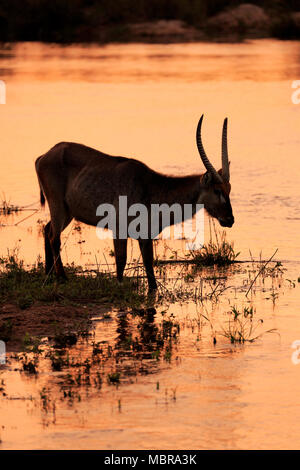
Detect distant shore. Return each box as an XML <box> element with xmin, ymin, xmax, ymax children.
<box><xmin>1</xmin><ymin>3</ymin><xmax>300</xmax><ymax>45</ymax></box>
<box><xmin>105</xmin><ymin>6</ymin><xmax>300</xmax><ymax>44</ymax></box>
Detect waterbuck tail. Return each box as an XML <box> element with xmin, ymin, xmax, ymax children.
<box><xmin>35</xmin><ymin>155</ymin><xmax>46</xmax><ymax>207</ymax></box>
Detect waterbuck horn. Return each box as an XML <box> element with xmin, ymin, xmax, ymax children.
<box><xmin>222</xmin><ymin>117</ymin><xmax>230</xmax><ymax>182</ymax></box>
<box><xmin>196</xmin><ymin>115</ymin><xmax>223</xmax><ymax>183</ymax></box>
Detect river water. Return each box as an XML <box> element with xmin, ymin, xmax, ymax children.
<box><xmin>0</xmin><ymin>40</ymin><xmax>299</xmax><ymax>450</ymax></box>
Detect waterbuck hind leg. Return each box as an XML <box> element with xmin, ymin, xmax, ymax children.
<box><xmin>44</xmin><ymin>221</ymin><xmax>54</xmax><ymax>275</ymax></box>
<box><xmin>138</xmin><ymin>239</ymin><xmax>157</xmax><ymax>292</ymax></box>
<box><xmin>47</xmin><ymin>215</ymin><xmax>72</xmax><ymax>281</ymax></box>
<box><xmin>113</xmin><ymin>238</ymin><xmax>128</xmax><ymax>282</ymax></box>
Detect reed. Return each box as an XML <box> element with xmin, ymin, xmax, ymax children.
<box><xmin>220</xmin><ymin>305</ymin><xmax>277</xmax><ymax>344</ymax></box>
<box><xmin>190</xmin><ymin>219</ymin><xmax>239</xmax><ymax>267</ymax></box>
<box><xmin>0</xmin><ymin>196</ymin><xmax>20</xmax><ymax>215</ymax></box>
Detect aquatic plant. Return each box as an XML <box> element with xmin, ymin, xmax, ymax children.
<box><xmin>220</xmin><ymin>305</ymin><xmax>277</xmax><ymax>344</ymax></box>
<box><xmin>190</xmin><ymin>222</ymin><xmax>239</xmax><ymax>267</ymax></box>
<box><xmin>0</xmin><ymin>196</ymin><xmax>20</xmax><ymax>215</ymax></box>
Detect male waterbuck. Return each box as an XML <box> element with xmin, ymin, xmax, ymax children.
<box><xmin>35</xmin><ymin>115</ymin><xmax>234</xmax><ymax>291</ymax></box>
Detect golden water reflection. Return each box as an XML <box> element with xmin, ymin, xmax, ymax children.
<box><xmin>0</xmin><ymin>40</ymin><xmax>300</xmax><ymax>450</ymax></box>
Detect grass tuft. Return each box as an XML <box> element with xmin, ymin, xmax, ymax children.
<box><xmin>0</xmin><ymin>196</ymin><xmax>20</xmax><ymax>215</ymax></box>
<box><xmin>190</xmin><ymin>221</ymin><xmax>239</xmax><ymax>267</ymax></box>
<box><xmin>220</xmin><ymin>305</ymin><xmax>277</xmax><ymax>344</ymax></box>
<box><xmin>0</xmin><ymin>252</ymin><xmax>146</xmax><ymax>308</ymax></box>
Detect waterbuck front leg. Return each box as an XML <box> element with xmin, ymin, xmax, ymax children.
<box><xmin>113</xmin><ymin>238</ymin><xmax>128</xmax><ymax>283</ymax></box>
<box><xmin>138</xmin><ymin>239</ymin><xmax>157</xmax><ymax>292</ymax></box>
<box><xmin>44</xmin><ymin>221</ymin><xmax>54</xmax><ymax>275</ymax></box>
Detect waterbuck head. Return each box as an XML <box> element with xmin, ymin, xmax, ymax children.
<box><xmin>196</xmin><ymin>115</ymin><xmax>234</xmax><ymax>228</ymax></box>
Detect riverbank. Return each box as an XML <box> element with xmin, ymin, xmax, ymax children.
<box><xmin>2</xmin><ymin>3</ymin><xmax>300</xmax><ymax>44</ymax></box>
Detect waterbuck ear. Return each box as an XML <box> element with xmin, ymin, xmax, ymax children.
<box><xmin>201</xmin><ymin>171</ymin><xmax>213</xmax><ymax>187</ymax></box>
<box><xmin>217</xmin><ymin>162</ymin><xmax>230</xmax><ymax>178</ymax></box>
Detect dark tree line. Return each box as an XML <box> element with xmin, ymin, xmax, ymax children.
<box><xmin>0</xmin><ymin>0</ymin><xmax>300</xmax><ymax>42</ymax></box>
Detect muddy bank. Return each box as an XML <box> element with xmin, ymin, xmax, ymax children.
<box><xmin>0</xmin><ymin>303</ymin><xmax>109</xmax><ymax>352</ymax></box>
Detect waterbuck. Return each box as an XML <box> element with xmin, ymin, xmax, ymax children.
<box><xmin>35</xmin><ymin>115</ymin><xmax>234</xmax><ymax>291</ymax></box>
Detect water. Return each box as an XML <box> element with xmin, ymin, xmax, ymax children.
<box><xmin>0</xmin><ymin>40</ymin><xmax>300</xmax><ymax>450</ymax></box>
<box><xmin>1</xmin><ymin>40</ymin><xmax>300</xmax><ymax>264</ymax></box>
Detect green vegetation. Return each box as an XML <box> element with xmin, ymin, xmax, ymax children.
<box><xmin>190</xmin><ymin>224</ymin><xmax>239</xmax><ymax>267</ymax></box>
<box><xmin>0</xmin><ymin>252</ymin><xmax>146</xmax><ymax>308</ymax></box>
<box><xmin>21</xmin><ymin>354</ymin><xmax>39</xmax><ymax>374</ymax></box>
<box><xmin>220</xmin><ymin>305</ymin><xmax>277</xmax><ymax>344</ymax></box>
<box><xmin>190</xmin><ymin>234</ymin><xmax>239</xmax><ymax>267</ymax></box>
<box><xmin>107</xmin><ymin>372</ymin><xmax>121</xmax><ymax>385</ymax></box>
<box><xmin>153</xmin><ymin>225</ymin><xmax>239</xmax><ymax>268</ymax></box>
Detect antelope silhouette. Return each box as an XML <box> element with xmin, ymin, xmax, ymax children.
<box><xmin>35</xmin><ymin>115</ymin><xmax>234</xmax><ymax>291</ymax></box>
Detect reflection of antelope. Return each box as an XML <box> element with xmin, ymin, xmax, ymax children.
<box><xmin>35</xmin><ymin>115</ymin><xmax>234</xmax><ymax>291</ymax></box>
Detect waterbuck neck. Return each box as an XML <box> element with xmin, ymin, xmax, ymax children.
<box><xmin>150</xmin><ymin>173</ymin><xmax>202</xmax><ymax>210</ymax></box>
